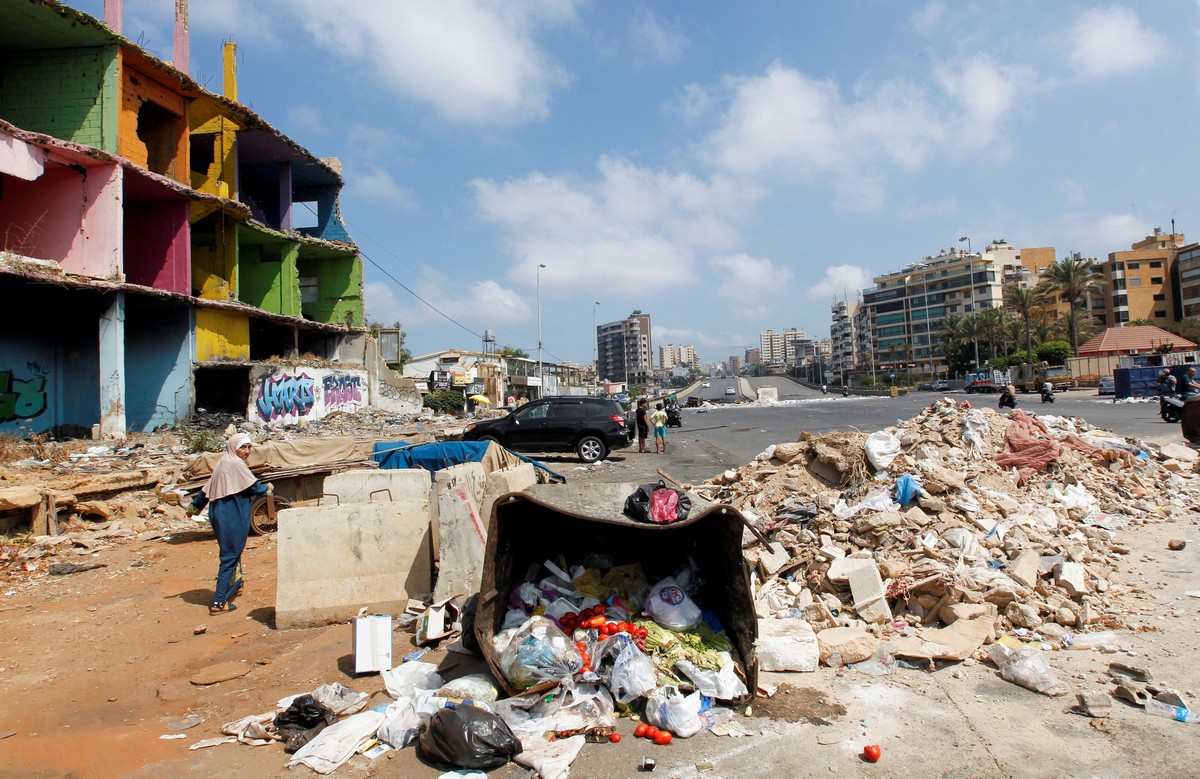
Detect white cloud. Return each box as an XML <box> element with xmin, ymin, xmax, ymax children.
<box><xmin>701</xmin><ymin>58</ymin><xmax>1032</xmax><ymax>207</ymax></box>
<box><xmin>191</xmin><ymin>0</ymin><xmax>279</xmax><ymax>43</ymax></box>
<box><xmin>707</xmin><ymin>253</ymin><xmax>792</xmax><ymax>319</ymax></box>
<box><xmin>348</xmin><ymin>168</ymin><xmax>419</xmax><ymax>209</ymax></box>
<box><xmin>1058</xmin><ymin>213</ymin><xmax>1149</xmax><ymax>257</ymax></box>
<box><xmin>666</xmin><ymin>83</ymin><xmax>715</xmax><ymax>122</ymax></box>
<box><xmin>630</xmin><ymin>9</ymin><xmax>687</xmax><ymax>62</ymax></box>
<box><xmin>286</xmin><ymin>106</ymin><xmax>325</xmax><ymax>136</ymax></box>
<box><xmin>1069</xmin><ymin>6</ymin><xmax>1167</xmax><ymax>78</ymax></box>
<box><xmin>808</xmin><ymin>265</ymin><xmax>874</xmax><ymax>301</ymax></box>
<box><xmin>282</xmin><ymin>0</ymin><xmax>578</xmax><ymax>126</ymax></box>
<box><xmin>472</xmin><ymin>155</ymin><xmax>763</xmax><ymax>296</ymax></box>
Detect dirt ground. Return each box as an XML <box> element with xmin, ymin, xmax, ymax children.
<box><xmin>1</xmin><ymin>431</ymin><xmax>1198</xmax><ymax>777</ymax></box>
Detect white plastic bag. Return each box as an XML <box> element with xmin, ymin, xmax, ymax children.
<box><xmin>376</xmin><ymin>690</ymin><xmax>446</xmax><ymax>748</ymax></box>
<box><xmin>382</xmin><ymin>661</ymin><xmax>444</xmax><ymax>700</ymax></box>
<box><xmin>604</xmin><ymin>639</ymin><xmax>658</xmax><ymax>703</ymax></box>
<box><xmin>645</xmin><ymin>577</ymin><xmax>702</xmax><ymax>631</ymax></box>
<box><xmin>285</xmin><ymin>710</ymin><xmax>385</xmax><ymax>774</ymax></box>
<box><xmin>988</xmin><ymin>645</ymin><xmax>1067</xmax><ymax>697</ymax></box>
<box><xmin>865</xmin><ymin>430</ymin><xmax>901</xmax><ymax>470</ymax></box>
<box><xmin>644</xmin><ymin>685</ymin><xmax>703</xmax><ymax>738</ymax></box>
<box><xmin>436</xmin><ymin>673</ymin><xmax>500</xmax><ymax>703</ymax></box>
<box><xmin>676</xmin><ymin>652</ymin><xmax>748</xmax><ymax>700</ymax></box>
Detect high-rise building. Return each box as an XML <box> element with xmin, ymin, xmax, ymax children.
<box><xmin>727</xmin><ymin>355</ymin><xmax>743</xmax><ymax>374</ymax></box>
<box><xmin>678</xmin><ymin>344</ymin><xmax>700</xmax><ymax>370</ymax></box>
<box><xmin>830</xmin><ymin>299</ymin><xmax>860</xmax><ymax>381</ymax></box>
<box><xmin>759</xmin><ymin>328</ymin><xmax>804</xmax><ymax>364</ymax></box>
<box><xmin>1096</xmin><ymin>229</ymin><xmax>1183</xmax><ymax>328</ymax></box>
<box><xmin>745</xmin><ymin>348</ymin><xmax>761</xmax><ymax>365</ymax></box>
<box><xmin>659</xmin><ymin>344</ymin><xmax>678</xmax><ymax>370</ymax></box>
<box><xmin>597</xmin><ymin>310</ymin><xmax>653</xmax><ymax>385</ymax></box>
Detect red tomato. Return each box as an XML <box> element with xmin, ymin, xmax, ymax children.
<box><xmin>593</xmin><ymin>604</ymin><xmax>607</xmax><ymax>615</ymax></box>
<box><xmin>653</xmin><ymin>731</ymin><xmax>672</xmax><ymax>745</ymax></box>
<box><xmin>644</xmin><ymin>726</ymin><xmax>659</xmax><ymax>740</ymax></box>
<box><xmin>634</xmin><ymin>724</ymin><xmax>648</xmax><ymax>738</ymax></box>
<box><xmin>863</xmin><ymin>745</ymin><xmax>881</xmax><ymax>763</ymax></box>
<box><xmin>580</xmin><ymin>608</ymin><xmax>594</xmax><ymax>619</ymax></box>
<box><xmin>562</xmin><ymin>611</ymin><xmax>577</xmax><ymax>623</ymax></box>
<box><xmin>575</xmin><ymin>641</ymin><xmax>587</xmax><ymax>652</ymax></box>
<box><xmin>609</xmin><ymin>733</ymin><xmax>621</xmax><ymax>743</ymax></box>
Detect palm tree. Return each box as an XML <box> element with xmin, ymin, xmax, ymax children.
<box><xmin>1053</xmin><ymin>308</ymin><xmax>1098</xmax><ymax>352</ymax></box>
<box><xmin>1040</xmin><ymin>254</ymin><xmax>1104</xmax><ymax>354</ymax></box>
<box><xmin>938</xmin><ymin>313</ymin><xmax>975</xmax><ymax>374</ymax></box>
<box><xmin>1005</xmin><ymin>284</ymin><xmax>1050</xmax><ymax>362</ymax></box>
<box><xmin>977</xmin><ymin>307</ymin><xmax>1003</xmax><ymax>360</ymax></box>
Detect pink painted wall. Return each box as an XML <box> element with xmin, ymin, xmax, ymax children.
<box><xmin>0</xmin><ymin>157</ymin><xmax>121</xmax><ymax>277</ymax></box>
<box><xmin>123</xmin><ymin>198</ymin><xmax>190</xmax><ymax>293</ymax></box>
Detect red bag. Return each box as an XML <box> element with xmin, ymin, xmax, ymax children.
<box><xmin>650</xmin><ymin>488</ymin><xmax>680</xmax><ymax>523</ymax></box>
<box><xmin>624</xmin><ymin>480</ymin><xmax>691</xmax><ymax>524</ymax></box>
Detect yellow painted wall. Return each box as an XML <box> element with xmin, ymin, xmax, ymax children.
<box><xmin>190</xmin><ymin>208</ymin><xmax>238</xmax><ymax>301</ymax></box>
<box><xmin>117</xmin><ymin>58</ymin><xmax>188</xmax><ymax>182</ymax></box>
<box><xmin>195</xmin><ymin>309</ymin><xmax>250</xmax><ymax>361</ymax></box>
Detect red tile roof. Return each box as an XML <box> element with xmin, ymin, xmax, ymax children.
<box><xmin>1077</xmin><ymin>325</ymin><xmax>1196</xmax><ymax>356</ymax></box>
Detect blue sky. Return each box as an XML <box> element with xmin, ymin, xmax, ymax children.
<box><xmin>73</xmin><ymin>1</ymin><xmax>1200</xmax><ymax>366</ymax></box>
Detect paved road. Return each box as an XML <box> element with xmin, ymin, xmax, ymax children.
<box><xmin>595</xmin><ymin>388</ymin><xmax>1182</xmax><ymax>486</ymax></box>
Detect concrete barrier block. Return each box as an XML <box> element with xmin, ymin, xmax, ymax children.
<box><xmin>322</xmin><ymin>469</ymin><xmax>431</xmax><ymax>506</ymax></box>
<box><xmin>432</xmin><ymin>484</ymin><xmax>487</xmax><ymax>603</ymax></box>
<box><xmin>275</xmin><ymin>501</ymin><xmax>433</xmax><ymax>629</ymax></box>
<box><xmin>481</xmin><ymin>463</ymin><xmax>537</xmax><ymax>523</ymax></box>
<box><xmin>435</xmin><ymin>462</ymin><xmax>486</xmax><ymax>509</ymax></box>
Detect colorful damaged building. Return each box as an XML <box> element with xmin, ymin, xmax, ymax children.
<box><xmin>0</xmin><ymin>0</ymin><xmax>419</xmax><ymax>437</ymax></box>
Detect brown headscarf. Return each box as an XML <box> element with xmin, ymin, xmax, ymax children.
<box><xmin>203</xmin><ymin>433</ymin><xmax>257</xmax><ymax>501</ymax></box>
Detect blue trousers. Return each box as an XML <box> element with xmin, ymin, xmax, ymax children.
<box><xmin>208</xmin><ymin>494</ymin><xmax>252</xmax><ymax>606</ymax></box>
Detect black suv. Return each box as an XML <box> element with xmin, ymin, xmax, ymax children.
<box><xmin>462</xmin><ymin>396</ymin><xmax>631</xmax><ymax>463</ymax></box>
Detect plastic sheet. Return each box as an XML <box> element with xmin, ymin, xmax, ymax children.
<box><xmin>382</xmin><ymin>661</ymin><xmax>444</xmax><ymax>700</ymax></box>
<box><xmin>676</xmin><ymin>651</ymin><xmax>749</xmax><ymax>700</ymax></box>
<box><xmin>987</xmin><ymin>644</ymin><xmax>1067</xmax><ymax>697</ymax></box>
<box><xmin>894</xmin><ymin>474</ymin><xmax>921</xmax><ymax>506</ymax></box>
<box><xmin>865</xmin><ymin>430</ymin><xmax>901</xmax><ymax>470</ymax></box>
<box><xmin>285</xmin><ymin>710</ymin><xmax>385</xmax><ymax>774</ymax></box>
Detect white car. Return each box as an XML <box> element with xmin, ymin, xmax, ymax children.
<box><xmin>1098</xmin><ymin>376</ymin><xmax>1115</xmax><ymax>395</ymax></box>
<box><xmin>724</xmin><ymin>387</ymin><xmax>736</xmax><ymax>396</ymax></box>
<box><xmin>702</xmin><ymin>381</ymin><xmax>710</xmax><ymax>388</ymax></box>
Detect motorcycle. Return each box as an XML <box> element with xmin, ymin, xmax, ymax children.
<box><xmin>1161</xmin><ymin>394</ymin><xmax>1185</xmax><ymax>423</ymax></box>
<box><xmin>1040</xmin><ymin>388</ymin><xmax>1055</xmax><ymax>403</ymax></box>
<box><xmin>998</xmin><ymin>390</ymin><xmax>1017</xmax><ymax>410</ymax></box>
<box><xmin>666</xmin><ymin>406</ymin><xmax>683</xmax><ymax>428</ymax></box>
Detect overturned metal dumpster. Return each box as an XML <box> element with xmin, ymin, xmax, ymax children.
<box><xmin>475</xmin><ymin>482</ymin><xmax>759</xmax><ymax>701</ymax></box>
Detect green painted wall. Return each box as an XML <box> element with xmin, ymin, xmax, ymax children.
<box><xmin>298</xmin><ymin>253</ymin><xmax>364</xmax><ymax>327</ymax></box>
<box><xmin>239</xmin><ymin>239</ymin><xmax>301</xmax><ymax>317</ymax></box>
<box><xmin>0</xmin><ymin>45</ymin><xmax>118</xmax><ymax>151</ymax></box>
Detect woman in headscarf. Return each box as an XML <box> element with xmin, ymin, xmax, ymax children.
<box><xmin>189</xmin><ymin>433</ymin><xmax>271</xmax><ymax>615</ymax></box>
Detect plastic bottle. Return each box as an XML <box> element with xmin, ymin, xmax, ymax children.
<box><xmin>1144</xmin><ymin>699</ymin><xmax>1199</xmax><ymax>724</ymax></box>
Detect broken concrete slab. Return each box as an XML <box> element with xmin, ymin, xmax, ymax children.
<box><xmin>757</xmin><ymin>543</ymin><xmax>792</xmax><ymax>577</ymax></box>
<box><xmin>1159</xmin><ymin>442</ymin><xmax>1199</xmax><ymax>462</ymax></box>
<box><xmin>847</xmin><ymin>562</ymin><xmax>892</xmax><ymax>624</ymax></box>
<box><xmin>756</xmin><ymin>617</ymin><xmax>819</xmax><ymax>672</ymax></box>
<box><xmin>1054</xmin><ymin>561</ymin><xmax>1088</xmax><ymax>598</ymax></box>
<box><xmin>275</xmin><ymin>501</ymin><xmax>433</xmax><ymax>629</ymax></box>
<box><xmin>1007</xmin><ymin>551</ymin><xmax>1041</xmax><ymax>588</ymax></box>
<box><xmin>827</xmin><ymin>556</ymin><xmax>874</xmax><ymax>584</ymax></box>
<box><xmin>1074</xmin><ymin>691</ymin><xmax>1111</xmax><ymax>718</ymax></box>
<box><xmin>816</xmin><ymin>626</ymin><xmax>878</xmax><ymax>665</ymax></box>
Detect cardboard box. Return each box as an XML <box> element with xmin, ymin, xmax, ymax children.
<box><xmin>416</xmin><ymin>596</ymin><xmax>461</xmax><ymax>646</ymax></box>
<box><xmin>353</xmin><ymin>614</ymin><xmax>393</xmax><ymax>674</ymax></box>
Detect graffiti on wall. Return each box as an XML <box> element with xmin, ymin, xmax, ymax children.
<box><xmin>0</xmin><ymin>369</ymin><xmax>49</xmax><ymax>424</ymax></box>
<box><xmin>256</xmin><ymin>372</ymin><xmax>315</xmax><ymax>421</ymax></box>
<box><xmin>254</xmin><ymin>369</ymin><xmax>366</xmax><ymax>423</ymax></box>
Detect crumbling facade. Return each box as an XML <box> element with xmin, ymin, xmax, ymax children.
<box><xmin>0</xmin><ymin>1</ymin><xmax>406</xmax><ymax>437</ymax></box>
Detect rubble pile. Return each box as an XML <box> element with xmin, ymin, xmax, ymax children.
<box><xmin>697</xmin><ymin>399</ymin><xmax>1200</xmax><ymax>663</ymax></box>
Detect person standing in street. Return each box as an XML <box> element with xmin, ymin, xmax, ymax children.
<box><xmin>649</xmin><ymin>402</ymin><xmax>669</xmax><ymax>454</ymax></box>
<box><xmin>635</xmin><ymin>398</ymin><xmax>650</xmax><ymax>452</ymax></box>
<box><xmin>189</xmin><ymin>433</ymin><xmax>271</xmax><ymax>615</ymax></box>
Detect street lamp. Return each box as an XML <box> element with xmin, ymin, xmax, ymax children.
<box><xmin>536</xmin><ymin>264</ymin><xmax>546</xmax><ymax>397</ymax></box>
<box><xmin>592</xmin><ymin>301</ymin><xmax>600</xmax><ymax>390</ymax></box>
<box><xmin>958</xmin><ymin>236</ymin><xmax>980</xmax><ymax>370</ymax></box>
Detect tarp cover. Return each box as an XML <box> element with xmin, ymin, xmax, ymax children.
<box><xmin>185</xmin><ymin>436</ymin><xmax>368</xmax><ymax>479</ymax></box>
<box><xmin>371</xmin><ymin>441</ymin><xmax>565</xmax><ymax>484</ymax></box>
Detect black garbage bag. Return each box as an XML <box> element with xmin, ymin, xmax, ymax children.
<box><xmin>274</xmin><ymin>694</ymin><xmax>336</xmax><ymax>753</ymax></box>
<box><xmin>416</xmin><ymin>705</ymin><xmax>522</xmax><ymax>770</ymax></box>
<box><xmin>624</xmin><ymin>480</ymin><xmax>691</xmax><ymax>524</ymax></box>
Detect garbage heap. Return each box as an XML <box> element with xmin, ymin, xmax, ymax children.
<box><xmin>698</xmin><ymin>399</ymin><xmax>1200</xmax><ymax>668</ymax></box>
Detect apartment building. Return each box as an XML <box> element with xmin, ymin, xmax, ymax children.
<box><xmin>759</xmin><ymin>328</ymin><xmax>805</xmax><ymax>365</ymax></box>
<box><xmin>830</xmin><ymin>299</ymin><xmax>859</xmax><ymax>379</ymax></box>
<box><xmin>678</xmin><ymin>344</ymin><xmax>700</xmax><ymax>371</ymax></box>
<box><xmin>596</xmin><ymin>310</ymin><xmax>653</xmax><ymax>385</ymax></box>
<box><xmin>1174</xmin><ymin>242</ymin><xmax>1200</xmax><ymax>319</ymax></box>
<box><xmin>0</xmin><ymin>1</ymin><xmax>416</xmax><ymax>436</ymax></box>
<box><xmin>658</xmin><ymin>344</ymin><xmax>678</xmax><ymax>370</ymax></box>
<box><xmin>1095</xmin><ymin>229</ymin><xmax>1183</xmax><ymax>328</ymax></box>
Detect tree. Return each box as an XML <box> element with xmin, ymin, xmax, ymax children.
<box><xmin>1004</xmin><ymin>284</ymin><xmax>1050</xmax><ymax>364</ymax></box>
<box><xmin>1040</xmin><ymin>253</ymin><xmax>1104</xmax><ymax>354</ymax></box>
<box><xmin>498</xmin><ymin>345</ymin><xmax>530</xmax><ymax>358</ymax></box>
<box><xmin>1163</xmin><ymin>318</ymin><xmax>1200</xmax><ymax>345</ymax></box>
<box><xmin>1035</xmin><ymin>340</ymin><xmax>1072</xmax><ymax>365</ymax></box>
<box><xmin>938</xmin><ymin>313</ymin><xmax>975</xmax><ymax>374</ymax></box>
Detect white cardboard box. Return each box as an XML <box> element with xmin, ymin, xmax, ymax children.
<box><xmin>353</xmin><ymin>614</ymin><xmax>393</xmax><ymax>674</ymax></box>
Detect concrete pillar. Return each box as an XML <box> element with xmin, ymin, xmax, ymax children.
<box><xmin>104</xmin><ymin>0</ymin><xmax>122</xmax><ymax>33</ymax></box>
<box><xmin>279</xmin><ymin>161</ymin><xmax>292</xmax><ymax>231</ymax></box>
<box><xmin>173</xmin><ymin>0</ymin><xmax>189</xmax><ymax>74</ymax></box>
<box><xmin>223</xmin><ymin>41</ymin><xmax>238</xmax><ymax>101</ymax></box>
<box><xmin>98</xmin><ymin>293</ymin><xmax>127</xmax><ymax>440</ymax></box>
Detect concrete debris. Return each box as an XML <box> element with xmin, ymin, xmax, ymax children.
<box><xmin>1074</xmin><ymin>691</ymin><xmax>1112</xmax><ymax>718</ymax></box>
<box><xmin>700</xmin><ymin>399</ymin><xmax>1200</xmax><ymax>661</ymax></box>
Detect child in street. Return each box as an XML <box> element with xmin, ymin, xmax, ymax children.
<box><xmin>649</xmin><ymin>402</ymin><xmax>669</xmax><ymax>453</ymax></box>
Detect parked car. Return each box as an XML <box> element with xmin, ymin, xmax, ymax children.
<box><xmin>1098</xmin><ymin>376</ymin><xmax>1115</xmax><ymax>396</ymax></box>
<box><xmin>724</xmin><ymin>386</ymin><xmax>737</xmax><ymax>396</ymax></box>
<box><xmin>461</xmin><ymin>396</ymin><xmax>631</xmax><ymax>463</ymax></box>
<box><xmin>932</xmin><ymin>379</ymin><xmax>950</xmax><ymax>391</ymax></box>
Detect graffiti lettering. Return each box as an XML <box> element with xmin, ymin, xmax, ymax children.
<box><xmin>322</xmin><ymin>374</ymin><xmax>363</xmax><ymax>407</ymax></box>
<box><xmin>0</xmin><ymin>371</ymin><xmax>48</xmax><ymax>423</ymax></box>
<box><xmin>25</xmin><ymin>361</ymin><xmax>52</xmax><ymax>376</ymax></box>
<box><xmin>256</xmin><ymin>373</ymin><xmax>315</xmax><ymax>421</ymax></box>
<box><xmin>377</xmin><ymin>381</ymin><xmax>421</xmax><ymax>405</ymax></box>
